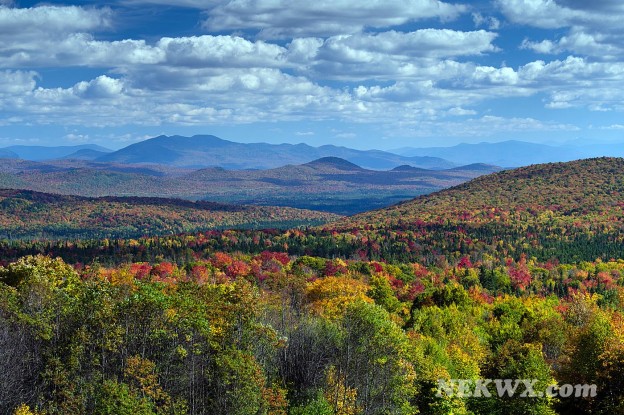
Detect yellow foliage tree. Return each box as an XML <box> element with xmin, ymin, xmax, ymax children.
<box><xmin>306</xmin><ymin>276</ymin><xmax>372</xmax><ymax>318</ymax></box>
<box><xmin>324</xmin><ymin>366</ymin><xmax>360</xmax><ymax>415</ymax></box>
<box><xmin>13</xmin><ymin>404</ymin><xmax>42</xmax><ymax>415</ymax></box>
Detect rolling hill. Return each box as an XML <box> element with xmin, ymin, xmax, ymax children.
<box><xmin>95</xmin><ymin>134</ymin><xmax>455</xmax><ymax>170</ymax></box>
<box><xmin>0</xmin><ymin>157</ymin><xmax>500</xmax><ymax>215</ymax></box>
<box><xmin>0</xmin><ymin>189</ymin><xmax>340</xmax><ymax>239</ymax></box>
<box><xmin>320</xmin><ymin>157</ymin><xmax>624</xmax><ymax>263</ymax></box>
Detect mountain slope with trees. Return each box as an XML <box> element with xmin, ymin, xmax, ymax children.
<box><xmin>2</xmin><ymin>158</ymin><xmax>624</xmax><ymax>415</ymax></box>
<box><xmin>0</xmin><ymin>189</ymin><xmax>339</xmax><ymax>239</ymax></box>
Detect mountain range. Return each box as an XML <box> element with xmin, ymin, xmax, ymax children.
<box><xmin>393</xmin><ymin>139</ymin><xmax>624</xmax><ymax>167</ymax></box>
<box><xmin>0</xmin><ymin>156</ymin><xmax>500</xmax><ymax>215</ymax></box>
<box><xmin>1</xmin><ymin>136</ymin><xmax>453</xmax><ymax>170</ymax></box>
<box><xmin>2</xmin><ymin>144</ymin><xmax>112</xmax><ymax>161</ymax></box>
<box><xmin>3</xmin><ymin>136</ymin><xmax>624</xmax><ymax>170</ymax></box>
<box><xmin>94</xmin><ymin>134</ymin><xmax>453</xmax><ymax>170</ymax></box>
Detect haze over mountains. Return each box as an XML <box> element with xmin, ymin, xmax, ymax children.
<box><xmin>2</xmin><ymin>135</ymin><xmax>624</xmax><ymax>169</ymax></box>
<box><xmin>0</xmin><ymin>156</ymin><xmax>500</xmax><ymax>215</ymax></box>
<box><xmin>393</xmin><ymin>139</ymin><xmax>624</xmax><ymax>167</ymax></box>
<box><xmin>3</xmin><ymin>144</ymin><xmax>112</xmax><ymax>161</ymax></box>
<box><xmin>94</xmin><ymin>135</ymin><xmax>453</xmax><ymax>170</ymax></box>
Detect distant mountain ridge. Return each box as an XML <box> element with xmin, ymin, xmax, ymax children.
<box><xmin>61</xmin><ymin>148</ymin><xmax>111</xmax><ymax>161</ymax></box>
<box><xmin>0</xmin><ymin>156</ymin><xmax>499</xmax><ymax>215</ymax></box>
<box><xmin>393</xmin><ymin>140</ymin><xmax>580</xmax><ymax>167</ymax></box>
<box><xmin>0</xmin><ymin>149</ymin><xmax>17</xmax><ymax>159</ymax></box>
<box><xmin>2</xmin><ymin>144</ymin><xmax>112</xmax><ymax>161</ymax></box>
<box><xmin>95</xmin><ymin>134</ymin><xmax>455</xmax><ymax>170</ymax></box>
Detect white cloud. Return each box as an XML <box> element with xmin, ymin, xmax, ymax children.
<box><xmin>157</xmin><ymin>36</ymin><xmax>288</xmax><ymax>68</ymax></box>
<box><xmin>600</xmin><ymin>124</ymin><xmax>624</xmax><ymax>130</ymax></box>
<box><xmin>447</xmin><ymin>107</ymin><xmax>477</xmax><ymax>116</ymax></box>
<box><xmin>0</xmin><ymin>35</ymin><xmax>162</xmax><ymax>68</ymax></box>
<box><xmin>203</xmin><ymin>0</ymin><xmax>467</xmax><ymax>39</ymax></box>
<box><xmin>0</xmin><ymin>5</ymin><xmax>111</xmax><ymax>37</ymax></box>
<box><xmin>0</xmin><ymin>70</ymin><xmax>38</xmax><ymax>95</ymax></box>
<box><xmin>472</xmin><ymin>12</ymin><xmax>501</xmax><ymax>30</ymax></box>
<box><xmin>3</xmin><ymin>2</ymin><xmax>624</xmax><ymax>141</ymax></box>
<box><xmin>73</xmin><ymin>76</ymin><xmax>125</xmax><ymax>99</ymax></box>
<box><xmin>292</xmin><ymin>30</ymin><xmax>498</xmax><ymax>81</ymax></box>
<box><xmin>318</xmin><ymin>30</ymin><xmax>498</xmax><ymax>59</ymax></box>
<box><xmin>498</xmin><ymin>0</ymin><xmax>624</xmax><ymax>59</ymax></box>
<box><xmin>64</xmin><ymin>133</ymin><xmax>90</xmax><ymax>142</ymax></box>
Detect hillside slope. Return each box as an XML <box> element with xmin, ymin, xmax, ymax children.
<box><xmin>0</xmin><ymin>189</ymin><xmax>340</xmax><ymax>239</ymax></box>
<box><xmin>320</xmin><ymin>157</ymin><xmax>624</xmax><ymax>263</ymax></box>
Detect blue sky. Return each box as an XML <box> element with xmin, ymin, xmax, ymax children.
<box><xmin>1</xmin><ymin>0</ymin><xmax>624</xmax><ymax>150</ymax></box>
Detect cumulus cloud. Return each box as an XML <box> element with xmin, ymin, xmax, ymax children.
<box><xmin>73</xmin><ymin>76</ymin><xmax>125</xmax><ymax>99</ymax></box>
<box><xmin>317</xmin><ymin>30</ymin><xmax>498</xmax><ymax>59</ymax></box>
<box><xmin>157</xmin><ymin>36</ymin><xmax>288</xmax><ymax>68</ymax></box>
<box><xmin>202</xmin><ymin>0</ymin><xmax>467</xmax><ymax>38</ymax></box>
<box><xmin>0</xmin><ymin>5</ymin><xmax>111</xmax><ymax>37</ymax></box>
<box><xmin>498</xmin><ymin>0</ymin><xmax>624</xmax><ymax>59</ymax></box>
<box><xmin>472</xmin><ymin>12</ymin><xmax>500</xmax><ymax>30</ymax></box>
<box><xmin>521</xmin><ymin>30</ymin><xmax>623</xmax><ymax>59</ymax></box>
<box><xmin>0</xmin><ymin>35</ymin><xmax>162</xmax><ymax>68</ymax></box>
<box><xmin>0</xmin><ymin>70</ymin><xmax>38</xmax><ymax>95</ymax></box>
<box><xmin>3</xmin><ymin>1</ymin><xmax>624</xmax><ymax>141</ymax></box>
<box><xmin>290</xmin><ymin>30</ymin><xmax>498</xmax><ymax>81</ymax></box>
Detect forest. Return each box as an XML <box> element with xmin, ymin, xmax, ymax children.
<box><xmin>1</xmin><ymin>158</ymin><xmax>624</xmax><ymax>414</ymax></box>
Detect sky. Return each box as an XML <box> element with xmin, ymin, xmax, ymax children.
<box><xmin>1</xmin><ymin>0</ymin><xmax>624</xmax><ymax>150</ymax></box>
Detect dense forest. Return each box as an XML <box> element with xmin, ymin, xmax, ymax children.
<box><xmin>2</xmin><ymin>158</ymin><xmax>624</xmax><ymax>414</ymax></box>
<box><xmin>0</xmin><ymin>189</ymin><xmax>339</xmax><ymax>239</ymax></box>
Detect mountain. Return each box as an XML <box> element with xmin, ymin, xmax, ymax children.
<box><xmin>96</xmin><ymin>134</ymin><xmax>454</xmax><ymax>170</ymax></box>
<box><xmin>322</xmin><ymin>157</ymin><xmax>624</xmax><ymax>263</ymax></box>
<box><xmin>4</xmin><ymin>144</ymin><xmax>112</xmax><ymax>161</ymax></box>
<box><xmin>303</xmin><ymin>157</ymin><xmax>365</xmax><ymax>171</ymax></box>
<box><xmin>0</xmin><ymin>149</ymin><xmax>17</xmax><ymax>159</ymax></box>
<box><xmin>0</xmin><ymin>189</ymin><xmax>339</xmax><ymax>239</ymax></box>
<box><xmin>393</xmin><ymin>140</ymin><xmax>584</xmax><ymax>167</ymax></box>
<box><xmin>60</xmin><ymin>148</ymin><xmax>111</xmax><ymax>161</ymax></box>
<box><xmin>448</xmin><ymin>163</ymin><xmax>503</xmax><ymax>172</ymax></box>
<box><xmin>0</xmin><ymin>157</ymin><xmax>498</xmax><ymax>215</ymax></box>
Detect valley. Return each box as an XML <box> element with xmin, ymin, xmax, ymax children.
<box><xmin>0</xmin><ymin>154</ymin><xmax>499</xmax><ymax>215</ymax></box>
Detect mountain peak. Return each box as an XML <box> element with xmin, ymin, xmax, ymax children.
<box><xmin>304</xmin><ymin>157</ymin><xmax>364</xmax><ymax>171</ymax></box>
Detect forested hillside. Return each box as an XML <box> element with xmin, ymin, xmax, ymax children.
<box><xmin>0</xmin><ymin>189</ymin><xmax>339</xmax><ymax>239</ymax></box>
<box><xmin>2</xmin><ymin>158</ymin><xmax>624</xmax><ymax>415</ymax></box>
